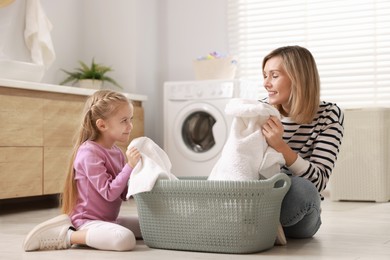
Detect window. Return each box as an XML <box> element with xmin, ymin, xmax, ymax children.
<box><xmin>227</xmin><ymin>0</ymin><xmax>390</xmax><ymax>108</ymax></box>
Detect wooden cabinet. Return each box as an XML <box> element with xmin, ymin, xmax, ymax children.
<box><xmin>0</xmin><ymin>147</ymin><xmax>43</xmax><ymax>198</ymax></box>
<box><xmin>0</xmin><ymin>87</ymin><xmax>145</xmax><ymax>199</ymax></box>
<box><xmin>0</xmin><ymin>94</ymin><xmax>43</xmax><ymax>146</ymax></box>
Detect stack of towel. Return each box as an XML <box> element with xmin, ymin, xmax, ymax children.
<box><xmin>208</xmin><ymin>99</ymin><xmax>285</xmax><ymax>181</ymax></box>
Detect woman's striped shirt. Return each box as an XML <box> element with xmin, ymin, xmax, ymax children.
<box><xmin>281</xmin><ymin>101</ymin><xmax>344</xmax><ymax>193</ymax></box>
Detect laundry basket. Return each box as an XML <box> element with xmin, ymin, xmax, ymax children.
<box><xmin>133</xmin><ymin>173</ymin><xmax>290</xmax><ymax>254</ymax></box>
<box><xmin>193</xmin><ymin>56</ymin><xmax>237</xmax><ymax>80</ymax></box>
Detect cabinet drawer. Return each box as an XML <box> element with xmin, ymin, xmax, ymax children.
<box><xmin>43</xmin><ymin>147</ymin><xmax>73</xmax><ymax>195</ymax></box>
<box><xmin>0</xmin><ymin>95</ymin><xmax>43</xmax><ymax>146</ymax></box>
<box><xmin>0</xmin><ymin>147</ymin><xmax>43</xmax><ymax>199</ymax></box>
<box><xmin>43</xmin><ymin>100</ymin><xmax>84</xmax><ymax>146</ymax></box>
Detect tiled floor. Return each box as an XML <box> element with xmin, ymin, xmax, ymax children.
<box><xmin>1</xmin><ymin>195</ymin><xmax>390</xmax><ymax>260</ymax></box>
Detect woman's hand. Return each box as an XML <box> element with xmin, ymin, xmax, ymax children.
<box><xmin>126</xmin><ymin>147</ymin><xmax>141</xmax><ymax>168</ymax></box>
<box><xmin>262</xmin><ymin>116</ymin><xmax>285</xmax><ymax>150</ymax></box>
<box><xmin>262</xmin><ymin>116</ymin><xmax>298</xmax><ymax>166</ymax></box>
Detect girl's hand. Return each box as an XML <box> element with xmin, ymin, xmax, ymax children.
<box><xmin>262</xmin><ymin>116</ymin><xmax>285</xmax><ymax>150</ymax></box>
<box><xmin>126</xmin><ymin>147</ymin><xmax>141</xmax><ymax>168</ymax></box>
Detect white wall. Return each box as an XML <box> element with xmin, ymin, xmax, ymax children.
<box><xmin>136</xmin><ymin>0</ymin><xmax>229</xmax><ymax>145</ymax></box>
<box><xmin>38</xmin><ymin>0</ymin><xmax>84</xmax><ymax>84</ymax></box>
<box><xmin>163</xmin><ymin>0</ymin><xmax>229</xmax><ymax>81</ymax></box>
<box><xmin>0</xmin><ymin>0</ymin><xmax>30</xmax><ymax>60</ymax></box>
<box><xmin>81</xmin><ymin>0</ymin><xmax>137</xmax><ymax>92</ymax></box>
<box><xmin>0</xmin><ymin>0</ymin><xmax>229</xmax><ymax>146</ymax></box>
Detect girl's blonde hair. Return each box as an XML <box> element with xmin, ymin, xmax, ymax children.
<box><xmin>262</xmin><ymin>46</ymin><xmax>320</xmax><ymax>124</ymax></box>
<box><xmin>61</xmin><ymin>90</ymin><xmax>131</xmax><ymax>214</ymax></box>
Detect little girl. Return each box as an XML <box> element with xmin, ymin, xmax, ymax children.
<box><xmin>23</xmin><ymin>90</ymin><xmax>142</xmax><ymax>251</ymax></box>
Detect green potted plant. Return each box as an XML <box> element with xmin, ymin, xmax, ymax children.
<box><xmin>60</xmin><ymin>58</ymin><xmax>121</xmax><ymax>89</ymax></box>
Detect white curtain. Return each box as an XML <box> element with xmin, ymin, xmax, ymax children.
<box><xmin>227</xmin><ymin>0</ymin><xmax>390</xmax><ymax>109</ymax></box>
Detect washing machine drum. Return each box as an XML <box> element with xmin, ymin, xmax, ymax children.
<box><xmin>182</xmin><ymin>111</ymin><xmax>216</xmax><ymax>153</ymax></box>
<box><xmin>173</xmin><ymin>102</ymin><xmax>228</xmax><ymax>162</ymax></box>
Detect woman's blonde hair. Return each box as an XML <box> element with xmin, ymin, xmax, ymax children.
<box><xmin>61</xmin><ymin>90</ymin><xmax>131</xmax><ymax>214</ymax></box>
<box><xmin>262</xmin><ymin>46</ymin><xmax>320</xmax><ymax>124</ymax></box>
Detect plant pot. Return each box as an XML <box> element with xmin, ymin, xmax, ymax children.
<box><xmin>79</xmin><ymin>79</ymin><xmax>103</xmax><ymax>89</ymax></box>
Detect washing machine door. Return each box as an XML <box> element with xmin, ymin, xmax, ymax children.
<box><xmin>174</xmin><ymin>102</ymin><xmax>228</xmax><ymax>162</ymax></box>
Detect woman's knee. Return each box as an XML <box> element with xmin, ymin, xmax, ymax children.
<box><xmin>288</xmin><ymin>177</ymin><xmax>319</xmax><ymax>199</ymax></box>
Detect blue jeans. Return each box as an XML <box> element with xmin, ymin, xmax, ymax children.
<box><xmin>280</xmin><ymin>176</ymin><xmax>322</xmax><ymax>238</ymax></box>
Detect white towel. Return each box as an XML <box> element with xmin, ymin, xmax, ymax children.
<box><xmin>126</xmin><ymin>137</ymin><xmax>178</xmax><ymax>199</ymax></box>
<box><xmin>24</xmin><ymin>0</ymin><xmax>55</xmax><ymax>69</ymax></box>
<box><xmin>208</xmin><ymin>99</ymin><xmax>285</xmax><ymax>181</ymax></box>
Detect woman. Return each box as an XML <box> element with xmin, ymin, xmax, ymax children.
<box><xmin>261</xmin><ymin>46</ymin><xmax>344</xmax><ymax>238</ymax></box>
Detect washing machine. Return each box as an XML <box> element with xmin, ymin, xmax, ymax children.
<box><xmin>164</xmin><ymin>79</ymin><xmax>259</xmax><ymax>177</ymax></box>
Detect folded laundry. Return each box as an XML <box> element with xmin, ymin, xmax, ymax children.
<box><xmin>126</xmin><ymin>137</ymin><xmax>178</xmax><ymax>199</ymax></box>
<box><xmin>208</xmin><ymin>98</ymin><xmax>285</xmax><ymax>181</ymax></box>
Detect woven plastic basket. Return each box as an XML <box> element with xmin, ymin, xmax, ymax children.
<box><xmin>134</xmin><ymin>173</ymin><xmax>291</xmax><ymax>254</ymax></box>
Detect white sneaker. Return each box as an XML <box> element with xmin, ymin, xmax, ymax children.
<box><xmin>23</xmin><ymin>214</ymin><xmax>73</xmax><ymax>251</ymax></box>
